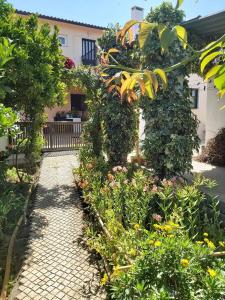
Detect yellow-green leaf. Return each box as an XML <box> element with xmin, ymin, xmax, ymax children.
<box><xmin>108</xmin><ymin>48</ymin><xmax>120</xmax><ymax>54</ymax></box>
<box><xmin>204</xmin><ymin>65</ymin><xmax>222</xmax><ymax>81</ymax></box>
<box><xmin>214</xmin><ymin>66</ymin><xmax>225</xmax><ymax>91</ymax></box>
<box><xmin>119</xmin><ymin>20</ymin><xmax>140</xmax><ymax>39</ymax></box>
<box><xmin>159</xmin><ymin>27</ymin><xmax>177</xmax><ymax>52</ymax></box>
<box><xmin>138</xmin><ymin>22</ymin><xmax>157</xmax><ymax>48</ymax></box>
<box><xmin>173</xmin><ymin>25</ymin><xmax>187</xmax><ymax>49</ymax></box>
<box><xmin>200</xmin><ymin>41</ymin><xmax>222</xmax><ymax>60</ymax></box>
<box><xmin>143</xmin><ymin>74</ymin><xmax>154</xmax><ymax>99</ymax></box>
<box><xmin>200</xmin><ymin>51</ymin><xmax>223</xmax><ymax>74</ymax></box>
<box><xmin>176</xmin><ymin>0</ymin><xmax>184</xmax><ymax>9</ymax></box>
<box><xmin>218</xmin><ymin>88</ymin><xmax>225</xmax><ymax>99</ymax></box>
<box><xmin>154</xmin><ymin>68</ymin><xmax>168</xmax><ymax>89</ymax></box>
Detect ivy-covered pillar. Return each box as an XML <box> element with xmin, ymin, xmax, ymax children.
<box><xmin>141</xmin><ymin>3</ymin><xmax>199</xmax><ymax>178</ymax></box>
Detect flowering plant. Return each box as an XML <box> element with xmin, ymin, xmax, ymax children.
<box><xmin>64</xmin><ymin>57</ymin><xmax>75</xmax><ymax>69</ymax></box>
<box><xmin>75</xmin><ymin>156</ymin><xmax>225</xmax><ymax>299</ymax></box>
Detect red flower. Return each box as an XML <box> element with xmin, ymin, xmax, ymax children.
<box><xmin>64</xmin><ymin>57</ymin><xmax>75</xmax><ymax>69</ymax></box>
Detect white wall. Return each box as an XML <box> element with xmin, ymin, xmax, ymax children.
<box><xmin>205</xmin><ymin>80</ymin><xmax>225</xmax><ymax>142</ymax></box>
<box><xmin>188</xmin><ymin>74</ymin><xmax>207</xmax><ymax>142</ymax></box>
<box><xmin>0</xmin><ymin>136</ymin><xmax>8</xmax><ymax>151</ymax></box>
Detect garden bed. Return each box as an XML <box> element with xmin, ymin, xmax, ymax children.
<box><xmin>0</xmin><ymin>163</ymin><xmax>39</xmax><ymax>298</ymax></box>
<box><xmin>74</xmin><ymin>156</ymin><xmax>225</xmax><ymax>300</ymax></box>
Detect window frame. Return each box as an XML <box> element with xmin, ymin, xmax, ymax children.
<box><xmin>58</xmin><ymin>34</ymin><xmax>68</xmax><ymax>47</ymax></box>
<box><xmin>190</xmin><ymin>88</ymin><xmax>199</xmax><ymax>109</ymax></box>
<box><xmin>82</xmin><ymin>38</ymin><xmax>96</xmax><ymax>65</ymax></box>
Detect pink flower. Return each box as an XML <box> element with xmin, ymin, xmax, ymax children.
<box><xmin>122</xmin><ymin>167</ymin><xmax>128</xmax><ymax>173</ymax></box>
<box><xmin>152</xmin><ymin>185</ymin><xmax>158</xmax><ymax>193</ymax></box>
<box><xmin>143</xmin><ymin>185</ymin><xmax>148</xmax><ymax>192</ymax></box>
<box><xmin>109</xmin><ymin>181</ymin><xmax>117</xmax><ymax>188</ymax></box>
<box><xmin>152</xmin><ymin>214</ymin><xmax>162</xmax><ymax>222</ymax></box>
<box><xmin>112</xmin><ymin>166</ymin><xmax>118</xmax><ymax>173</ymax></box>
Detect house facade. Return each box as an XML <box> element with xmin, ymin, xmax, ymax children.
<box><xmin>184</xmin><ymin>10</ymin><xmax>225</xmax><ymax>145</ymax></box>
<box><xmin>17</xmin><ymin>10</ymin><xmax>106</xmax><ymax>122</ymax></box>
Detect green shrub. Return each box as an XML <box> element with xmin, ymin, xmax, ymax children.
<box><xmin>110</xmin><ymin>229</ymin><xmax>225</xmax><ymax>300</ymax></box>
<box><xmin>198</xmin><ymin>128</ymin><xmax>225</xmax><ymax>166</ymax></box>
<box><xmin>76</xmin><ymin>156</ymin><xmax>225</xmax><ymax>299</ymax></box>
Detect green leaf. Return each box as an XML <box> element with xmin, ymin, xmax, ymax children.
<box><xmin>159</xmin><ymin>27</ymin><xmax>177</xmax><ymax>52</ymax></box>
<box><xmin>176</xmin><ymin>0</ymin><xmax>184</xmax><ymax>9</ymax></box>
<box><xmin>200</xmin><ymin>51</ymin><xmax>223</xmax><ymax>74</ymax></box>
<box><xmin>120</xmin><ymin>20</ymin><xmax>140</xmax><ymax>38</ymax></box>
<box><xmin>204</xmin><ymin>65</ymin><xmax>222</xmax><ymax>81</ymax></box>
<box><xmin>154</xmin><ymin>68</ymin><xmax>168</xmax><ymax>88</ymax></box>
<box><xmin>200</xmin><ymin>41</ymin><xmax>222</xmax><ymax>60</ymax></box>
<box><xmin>143</xmin><ymin>74</ymin><xmax>154</xmax><ymax>99</ymax></box>
<box><xmin>173</xmin><ymin>25</ymin><xmax>187</xmax><ymax>49</ymax></box>
<box><xmin>138</xmin><ymin>22</ymin><xmax>157</xmax><ymax>48</ymax></box>
<box><xmin>214</xmin><ymin>66</ymin><xmax>225</xmax><ymax>90</ymax></box>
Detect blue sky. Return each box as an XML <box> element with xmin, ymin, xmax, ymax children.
<box><xmin>8</xmin><ymin>0</ymin><xmax>225</xmax><ymax>27</ymax></box>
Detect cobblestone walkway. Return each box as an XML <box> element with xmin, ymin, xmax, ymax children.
<box><xmin>13</xmin><ymin>151</ymin><xmax>105</xmax><ymax>300</ymax></box>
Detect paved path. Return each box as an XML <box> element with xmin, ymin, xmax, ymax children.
<box><xmin>13</xmin><ymin>151</ymin><xmax>105</xmax><ymax>300</ymax></box>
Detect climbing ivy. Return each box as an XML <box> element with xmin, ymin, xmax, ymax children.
<box><xmin>140</xmin><ymin>2</ymin><xmax>199</xmax><ymax>178</ymax></box>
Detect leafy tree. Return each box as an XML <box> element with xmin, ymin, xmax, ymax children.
<box><xmin>98</xmin><ymin>26</ymin><xmax>138</xmax><ymax>165</ymax></box>
<box><xmin>0</xmin><ymin>0</ymin><xmax>66</xmax><ymax>167</ymax></box>
<box><xmin>0</xmin><ymin>38</ymin><xmax>17</xmax><ymax>138</ymax></box>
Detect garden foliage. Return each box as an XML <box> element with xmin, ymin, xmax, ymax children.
<box><xmin>141</xmin><ymin>3</ymin><xmax>199</xmax><ymax>178</ymax></box>
<box><xmin>0</xmin><ymin>0</ymin><xmax>66</xmax><ymax>167</ymax></box>
<box><xmin>76</xmin><ymin>154</ymin><xmax>225</xmax><ymax>299</ymax></box>
<box><xmin>76</xmin><ymin>153</ymin><xmax>225</xmax><ymax>300</ymax></box>
<box><xmin>199</xmin><ymin>128</ymin><xmax>225</xmax><ymax>166</ymax></box>
<box><xmin>97</xmin><ymin>27</ymin><xmax>138</xmax><ymax>165</ymax></box>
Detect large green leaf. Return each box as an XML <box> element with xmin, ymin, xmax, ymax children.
<box><xmin>200</xmin><ymin>41</ymin><xmax>222</xmax><ymax>60</ymax></box>
<box><xmin>138</xmin><ymin>22</ymin><xmax>157</xmax><ymax>48</ymax></box>
<box><xmin>154</xmin><ymin>68</ymin><xmax>168</xmax><ymax>88</ymax></box>
<box><xmin>204</xmin><ymin>65</ymin><xmax>222</xmax><ymax>81</ymax></box>
<box><xmin>173</xmin><ymin>25</ymin><xmax>187</xmax><ymax>49</ymax></box>
<box><xmin>214</xmin><ymin>66</ymin><xmax>225</xmax><ymax>91</ymax></box>
<box><xmin>143</xmin><ymin>74</ymin><xmax>154</xmax><ymax>99</ymax></box>
<box><xmin>200</xmin><ymin>51</ymin><xmax>223</xmax><ymax>73</ymax></box>
<box><xmin>176</xmin><ymin>0</ymin><xmax>184</xmax><ymax>9</ymax></box>
<box><xmin>159</xmin><ymin>27</ymin><xmax>177</xmax><ymax>52</ymax></box>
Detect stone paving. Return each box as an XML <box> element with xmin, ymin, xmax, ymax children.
<box><xmin>13</xmin><ymin>151</ymin><xmax>105</xmax><ymax>300</ymax></box>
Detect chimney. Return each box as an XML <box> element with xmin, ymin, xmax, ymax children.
<box><xmin>131</xmin><ymin>6</ymin><xmax>144</xmax><ymax>36</ymax></box>
<box><xmin>131</xmin><ymin>6</ymin><xmax>144</xmax><ymax>21</ymax></box>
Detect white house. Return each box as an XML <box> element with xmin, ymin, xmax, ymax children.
<box><xmin>184</xmin><ymin>10</ymin><xmax>225</xmax><ymax>145</ymax></box>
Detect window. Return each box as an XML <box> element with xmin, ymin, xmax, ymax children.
<box><xmin>58</xmin><ymin>35</ymin><xmax>68</xmax><ymax>47</ymax></box>
<box><xmin>82</xmin><ymin>38</ymin><xmax>96</xmax><ymax>65</ymax></box>
<box><xmin>190</xmin><ymin>88</ymin><xmax>199</xmax><ymax>109</ymax></box>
